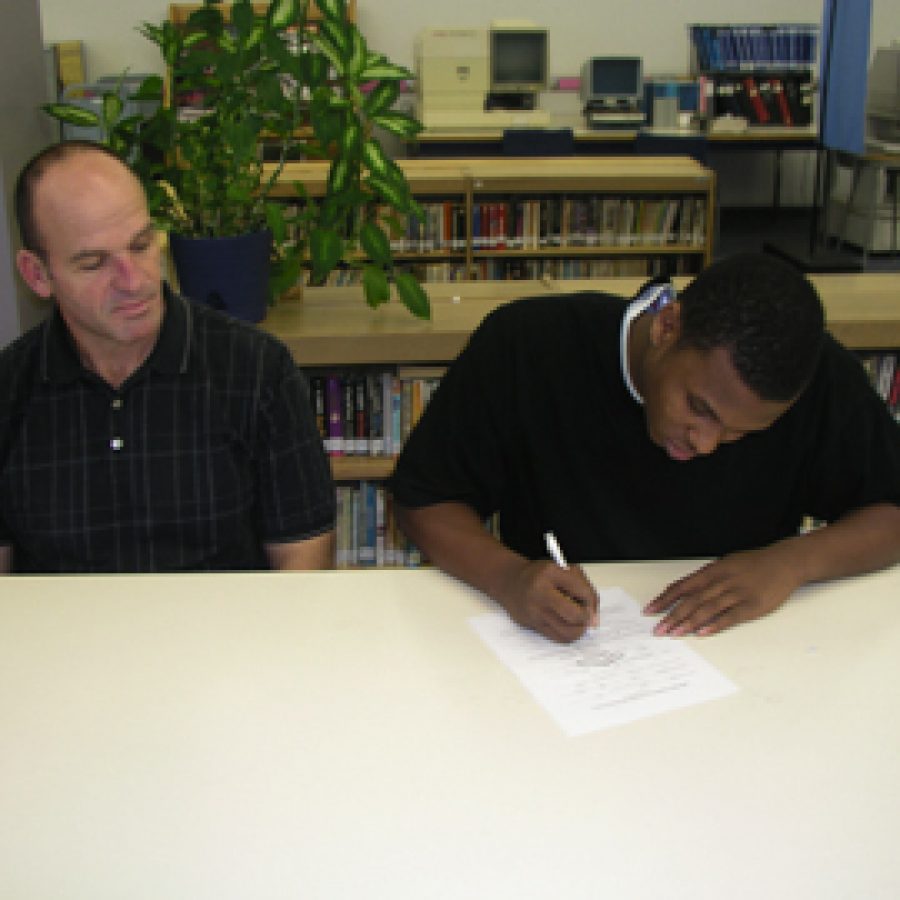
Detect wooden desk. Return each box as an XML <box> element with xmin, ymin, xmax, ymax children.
<box><xmin>263</xmin><ymin>273</ymin><xmax>900</xmax><ymax>366</ymax></box>
<box><xmin>411</xmin><ymin>126</ymin><xmax>817</xmax><ymax>211</ymax></box>
<box><xmin>412</xmin><ymin>125</ymin><xmax>817</xmax><ymax>153</ymax></box>
<box><xmin>1</xmin><ymin>561</ymin><xmax>898</xmax><ymax>898</ymax></box>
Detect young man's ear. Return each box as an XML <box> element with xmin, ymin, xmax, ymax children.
<box><xmin>16</xmin><ymin>249</ymin><xmax>54</xmax><ymax>299</ymax></box>
<box><xmin>649</xmin><ymin>298</ymin><xmax>682</xmax><ymax>348</ymax></box>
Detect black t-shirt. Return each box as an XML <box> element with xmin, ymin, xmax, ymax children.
<box><xmin>388</xmin><ymin>292</ymin><xmax>900</xmax><ymax>562</ymax></box>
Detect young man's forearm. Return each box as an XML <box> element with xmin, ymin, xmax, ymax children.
<box><xmin>782</xmin><ymin>502</ymin><xmax>900</xmax><ymax>586</ymax></box>
<box><xmin>395</xmin><ymin>501</ymin><xmax>598</xmax><ymax>643</ymax></box>
<box><xmin>395</xmin><ymin>502</ymin><xmax>527</xmax><ymax>600</ymax></box>
<box><xmin>0</xmin><ymin>545</ymin><xmax>11</xmax><ymax>574</ymax></box>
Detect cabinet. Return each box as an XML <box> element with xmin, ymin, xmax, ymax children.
<box><xmin>689</xmin><ymin>23</ymin><xmax>817</xmax><ymax>129</ymax></box>
<box><xmin>268</xmin><ymin>156</ymin><xmax>716</xmax><ymax>284</ymax></box>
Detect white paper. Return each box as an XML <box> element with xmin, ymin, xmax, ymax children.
<box><xmin>469</xmin><ymin>587</ymin><xmax>737</xmax><ymax>736</ymax></box>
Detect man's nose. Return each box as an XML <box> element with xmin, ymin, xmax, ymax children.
<box><xmin>112</xmin><ymin>254</ymin><xmax>143</xmax><ymax>290</ymax></box>
<box><xmin>689</xmin><ymin>421</ymin><xmax>722</xmax><ymax>455</ymax></box>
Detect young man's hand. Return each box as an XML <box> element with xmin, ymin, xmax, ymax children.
<box><xmin>496</xmin><ymin>559</ymin><xmax>598</xmax><ymax>643</ymax></box>
<box><xmin>644</xmin><ymin>545</ymin><xmax>803</xmax><ymax>636</ymax></box>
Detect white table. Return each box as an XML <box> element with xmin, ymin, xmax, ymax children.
<box><xmin>1</xmin><ymin>561</ymin><xmax>898</xmax><ymax>899</ymax></box>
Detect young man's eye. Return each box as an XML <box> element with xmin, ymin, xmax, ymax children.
<box><xmin>688</xmin><ymin>395</ymin><xmax>713</xmax><ymax>418</ymax></box>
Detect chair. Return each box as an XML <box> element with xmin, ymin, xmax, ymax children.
<box><xmin>502</xmin><ymin>128</ymin><xmax>575</xmax><ymax>157</ymax></box>
<box><xmin>633</xmin><ymin>131</ymin><xmax>709</xmax><ymax>165</ymax></box>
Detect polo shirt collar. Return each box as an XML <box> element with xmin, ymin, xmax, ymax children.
<box><xmin>39</xmin><ymin>284</ymin><xmax>193</xmax><ymax>385</ymax></box>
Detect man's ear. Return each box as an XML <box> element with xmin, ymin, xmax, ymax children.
<box><xmin>16</xmin><ymin>249</ymin><xmax>54</xmax><ymax>299</ymax></box>
<box><xmin>649</xmin><ymin>299</ymin><xmax>682</xmax><ymax>348</ymax></box>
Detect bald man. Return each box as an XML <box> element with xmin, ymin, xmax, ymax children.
<box><xmin>1</xmin><ymin>141</ymin><xmax>335</xmax><ymax>573</ymax></box>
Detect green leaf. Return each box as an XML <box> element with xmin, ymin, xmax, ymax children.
<box><xmin>265</xmin><ymin>202</ymin><xmax>288</xmax><ymax>244</ymax></box>
<box><xmin>102</xmin><ymin>92</ymin><xmax>123</xmax><ymax>130</ymax></box>
<box><xmin>370</xmin><ymin>111</ymin><xmax>422</xmax><ymax>138</ymax></box>
<box><xmin>315</xmin><ymin>0</ymin><xmax>346</xmax><ymax>22</ymax></box>
<box><xmin>363</xmin><ymin>81</ymin><xmax>399</xmax><ymax>116</ymax></box>
<box><xmin>359</xmin><ymin>221</ymin><xmax>391</xmax><ymax>265</ymax></box>
<box><xmin>309</xmin><ymin>226</ymin><xmax>344</xmax><ymax>280</ymax></box>
<box><xmin>326</xmin><ymin>156</ymin><xmax>350</xmax><ymax>193</ymax></box>
<box><xmin>362</xmin><ymin>265</ymin><xmax>390</xmax><ymax>308</ymax></box>
<box><xmin>339</xmin><ymin>120</ymin><xmax>362</xmax><ymax>158</ymax></box>
<box><xmin>319</xmin><ymin>19</ymin><xmax>349</xmax><ymax>59</ymax></box>
<box><xmin>270</xmin><ymin>255</ymin><xmax>304</xmax><ymax>301</ymax></box>
<box><xmin>359</xmin><ymin>60</ymin><xmax>413</xmax><ymax>81</ymax></box>
<box><xmin>133</xmin><ymin>75</ymin><xmax>165</xmax><ymax>102</ymax></box>
<box><xmin>361</xmin><ymin>138</ymin><xmax>390</xmax><ymax>177</ymax></box>
<box><xmin>269</xmin><ymin>0</ymin><xmax>297</xmax><ymax>31</ymax></box>
<box><xmin>188</xmin><ymin>5</ymin><xmax>224</xmax><ymax>35</ymax></box>
<box><xmin>231</xmin><ymin>1</ymin><xmax>256</xmax><ymax>39</ymax></box>
<box><xmin>347</xmin><ymin>27</ymin><xmax>367</xmax><ymax>77</ymax></box>
<box><xmin>395</xmin><ymin>272</ymin><xmax>430</xmax><ymax>319</ymax></box>
<box><xmin>309</xmin><ymin>31</ymin><xmax>343</xmax><ymax>74</ymax></box>
<box><xmin>42</xmin><ymin>103</ymin><xmax>101</xmax><ymax>128</ymax></box>
<box><xmin>364</xmin><ymin>174</ymin><xmax>407</xmax><ymax>211</ymax></box>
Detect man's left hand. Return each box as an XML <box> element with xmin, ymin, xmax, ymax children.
<box><xmin>644</xmin><ymin>546</ymin><xmax>804</xmax><ymax>636</ymax></box>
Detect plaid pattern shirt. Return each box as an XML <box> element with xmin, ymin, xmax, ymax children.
<box><xmin>0</xmin><ymin>289</ymin><xmax>335</xmax><ymax>572</ymax></box>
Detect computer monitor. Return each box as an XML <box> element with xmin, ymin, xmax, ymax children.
<box><xmin>581</xmin><ymin>56</ymin><xmax>643</xmax><ymax>110</ymax></box>
<box><xmin>487</xmin><ymin>26</ymin><xmax>548</xmax><ymax>110</ymax></box>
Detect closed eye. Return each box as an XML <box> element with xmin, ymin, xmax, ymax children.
<box><xmin>687</xmin><ymin>393</ymin><xmax>717</xmax><ymax>421</ymax></box>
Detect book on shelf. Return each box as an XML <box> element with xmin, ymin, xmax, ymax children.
<box><xmin>689</xmin><ymin>23</ymin><xmax>817</xmax><ymax>72</ymax></box>
<box><xmin>310</xmin><ymin>366</ymin><xmax>445</xmax><ymax>458</ymax></box>
<box><xmin>325</xmin><ymin>374</ymin><xmax>343</xmax><ymax>455</ymax></box>
<box><xmin>335</xmin><ymin>481</ymin><xmax>425</xmax><ymax>568</ymax></box>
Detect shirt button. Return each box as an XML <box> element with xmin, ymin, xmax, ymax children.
<box><xmin>111</xmin><ymin>397</ymin><xmax>123</xmax><ymax>409</ymax></box>
<box><xmin>110</xmin><ymin>437</ymin><xmax>124</xmax><ymax>451</ymax></box>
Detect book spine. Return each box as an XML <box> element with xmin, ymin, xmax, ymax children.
<box><xmin>340</xmin><ymin>377</ymin><xmax>355</xmax><ymax>456</ymax></box>
<box><xmin>325</xmin><ymin>374</ymin><xmax>343</xmax><ymax>456</ymax></box>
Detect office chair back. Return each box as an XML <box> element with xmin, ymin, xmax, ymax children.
<box><xmin>502</xmin><ymin>128</ymin><xmax>575</xmax><ymax>156</ymax></box>
<box><xmin>633</xmin><ymin>131</ymin><xmax>708</xmax><ymax>164</ymax></box>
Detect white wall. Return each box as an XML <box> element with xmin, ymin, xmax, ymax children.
<box><xmin>1</xmin><ymin>0</ymin><xmax>55</xmax><ymax>348</ymax></box>
<box><xmin>37</xmin><ymin>1</ymin><xmax>900</xmax><ymax>208</ymax></box>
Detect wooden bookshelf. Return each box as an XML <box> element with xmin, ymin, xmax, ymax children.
<box><xmin>263</xmin><ymin>272</ymin><xmax>900</xmax><ymax>367</ymax></box>
<box><xmin>268</xmin><ymin>156</ymin><xmax>716</xmax><ymax>282</ymax></box>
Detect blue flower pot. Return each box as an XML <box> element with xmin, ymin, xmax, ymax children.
<box><xmin>169</xmin><ymin>230</ymin><xmax>272</xmax><ymax>324</ymax></box>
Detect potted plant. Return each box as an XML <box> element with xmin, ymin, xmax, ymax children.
<box><xmin>44</xmin><ymin>0</ymin><xmax>429</xmax><ymax>321</ymax></box>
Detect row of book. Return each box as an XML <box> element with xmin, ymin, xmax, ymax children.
<box><xmin>468</xmin><ymin>254</ymin><xmax>699</xmax><ymax>281</ymax></box>
<box><xmin>709</xmin><ymin>74</ymin><xmax>813</xmax><ymax>127</ymax></box>
<box><xmin>389</xmin><ymin>202</ymin><xmax>466</xmax><ymax>253</ymax></box>
<box><xmin>309</xmin><ymin>367</ymin><xmax>445</xmax><ymax>457</ymax></box>
<box><xmin>382</xmin><ymin>196</ymin><xmax>708</xmax><ymax>254</ymax></box>
<box><xmin>336</xmin><ymin>482</ymin><xmax>424</xmax><ymax>568</ymax></box>
<box><xmin>690</xmin><ymin>24</ymin><xmax>817</xmax><ymax>72</ymax></box>
<box><xmin>302</xmin><ymin>251</ymin><xmax>704</xmax><ymax>286</ymax></box>
<box><xmin>471</xmin><ymin>196</ymin><xmax>707</xmax><ymax>250</ymax></box>
<box><xmin>859</xmin><ymin>352</ymin><xmax>900</xmax><ymax>421</ymax></box>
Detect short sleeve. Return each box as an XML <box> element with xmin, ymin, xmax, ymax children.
<box><xmin>254</xmin><ymin>349</ymin><xmax>336</xmax><ymax>542</ymax></box>
<box><xmin>388</xmin><ymin>307</ymin><xmax>516</xmax><ymax>520</ymax></box>
<box><xmin>794</xmin><ymin>342</ymin><xmax>900</xmax><ymax>521</ymax></box>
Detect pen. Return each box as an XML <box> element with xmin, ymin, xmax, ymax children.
<box><xmin>545</xmin><ymin>531</ymin><xmax>597</xmax><ymax>627</ymax></box>
<box><xmin>544</xmin><ymin>531</ymin><xmax>569</xmax><ymax>569</ymax></box>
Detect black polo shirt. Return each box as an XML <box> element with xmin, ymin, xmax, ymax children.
<box><xmin>389</xmin><ymin>292</ymin><xmax>900</xmax><ymax>563</ymax></box>
<box><xmin>0</xmin><ymin>289</ymin><xmax>335</xmax><ymax>572</ymax></box>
